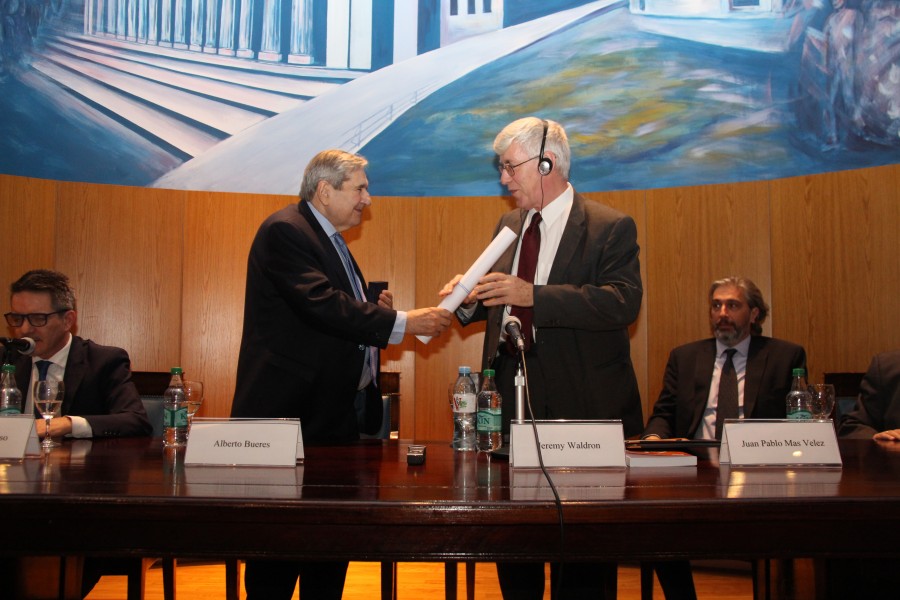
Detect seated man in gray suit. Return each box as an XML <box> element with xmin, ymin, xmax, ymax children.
<box><xmin>642</xmin><ymin>275</ymin><xmax>806</xmax><ymax>599</ymax></box>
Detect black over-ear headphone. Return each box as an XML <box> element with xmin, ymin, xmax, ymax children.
<box><xmin>537</xmin><ymin>119</ymin><xmax>553</xmax><ymax>176</ymax></box>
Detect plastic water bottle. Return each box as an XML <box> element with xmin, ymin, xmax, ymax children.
<box><xmin>451</xmin><ymin>366</ymin><xmax>476</xmax><ymax>451</ymax></box>
<box><xmin>163</xmin><ymin>367</ymin><xmax>188</xmax><ymax>446</ymax></box>
<box><xmin>785</xmin><ymin>368</ymin><xmax>813</xmax><ymax>419</ymax></box>
<box><xmin>0</xmin><ymin>364</ymin><xmax>23</xmax><ymax>415</ymax></box>
<box><xmin>476</xmin><ymin>369</ymin><xmax>503</xmax><ymax>453</ymax></box>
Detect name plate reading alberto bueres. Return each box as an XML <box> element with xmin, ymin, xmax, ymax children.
<box><xmin>720</xmin><ymin>419</ymin><xmax>841</xmax><ymax>466</ymax></box>
<box><xmin>185</xmin><ymin>418</ymin><xmax>303</xmax><ymax>466</ymax></box>
<box><xmin>510</xmin><ymin>420</ymin><xmax>625</xmax><ymax>468</ymax></box>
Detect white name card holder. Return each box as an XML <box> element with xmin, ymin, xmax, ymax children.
<box><xmin>720</xmin><ymin>419</ymin><xmax>842</xmax><ymax>466</ymax></box>
<box><xmin>185</xmin><ymin>418</ymin><xmax>303</xmax><ymax>466</ymax></box>
<box><xmin>0</xmin><ymin>415</ymin><xmax>41</xmax><ymax>459</ymax></box>
<box><xmin>509</xmin><ymin>420</ymin><xmax>626</xmax><ymax>468</ymax></box>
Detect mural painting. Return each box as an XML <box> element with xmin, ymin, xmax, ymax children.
<box><xmin>1</xmin><ymin>0</ymin><xmax>898</xmax><ymax>196</ymax></box>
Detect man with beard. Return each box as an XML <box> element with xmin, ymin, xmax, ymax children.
<box><xmin>641</xmin><ymin>276</ymin><xmax>806</xmax><ymax>600</ymax></box>
<box><xmin>643</xmin><ymin>275</ymin><xmax>806</xmax><ymax>441</ymax></box>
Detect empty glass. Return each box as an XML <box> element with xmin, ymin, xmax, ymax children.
<box><xmin>808</xmin><ymin>383</ymin><xmax>836</xmax><ymax>419</ymax></box>
<box><xmin>183</xmin><ymin>380</ymin><xmax>204</xmax><ymax>432</ymax></box>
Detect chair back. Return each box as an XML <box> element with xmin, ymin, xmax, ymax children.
<box><xmin>132</xmin><ymin>372</ymin><xmax>171</xmax><ymax>438</ymax></box>
<box><xmin>824</xmin><ymin>372</ymin><xmax>865</xmax><ymax>422</ymax></box>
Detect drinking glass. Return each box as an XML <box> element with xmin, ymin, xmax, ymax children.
<box><xmin>34</xmin><ymin>380</ymin><xmax>64</xmax><ymax>449</ymax></box>
<box><xmin>183</xmin><ymin>380</ymin><xmax>204</xmax><ymax>431</ymax></box>
<box><xmin>808</xmin><ymin>383</ymin><xmax>836</xmax><ymax>419</ymax></box>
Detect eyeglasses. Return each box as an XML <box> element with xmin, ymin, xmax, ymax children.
<box><xmin>498</xmin><ymin>156</ymin><xmax>538</xmax><ymax>178</ymax></box>
<box><xmin>4</xmin><ymin>310</ymin><xmax>69</xmax><ymax>327</ymax></box>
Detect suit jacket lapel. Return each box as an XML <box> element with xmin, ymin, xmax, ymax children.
<box><xmin>298</xmin><ymin>201</ymin><xmax>360</xmax><ymax>298</ymax></box>
<box><xmin>61</xmin><ymin>337</ymin><xmax>85</xmax><ymax>415</ymax></box>
<box><xmin>743</xmin><ymin>336</ymin><xmax>767</xmax><ymax>417</ymax></box>
<box><xmin>690</xmin><ymin>340</ymin><xmax>717</xmax><ymax>435</ymax></box>
<box><xmin>548</xmin><ymin>193</ymin><xmax>586</xmax><ymax>285</ymax></box>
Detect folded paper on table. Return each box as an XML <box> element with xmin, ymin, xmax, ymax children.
<box><xmin>417</xmin><ymin>226</ymin><xmax>518</xmax><ymax>343</ymax></box>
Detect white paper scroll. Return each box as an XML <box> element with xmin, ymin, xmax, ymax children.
<box><xmin>417</xmin><ymin>226</ymin><xmax>518</xmax><ymax>344</ymax></box>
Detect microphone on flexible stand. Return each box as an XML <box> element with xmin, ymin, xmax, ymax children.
<box><xmin>503</xmin><ymin>315</ymin><xmax>527</xmax><ymax>423</ymax></box>
<box><xmin>0</xmin><ymin>337</ymin><xmax>36</xmax><ymax>356</ymax></box>
<box><xmin>503</xmin><ymin>315</ymin><xmax>526</xmax><ymax>354</ymax></box>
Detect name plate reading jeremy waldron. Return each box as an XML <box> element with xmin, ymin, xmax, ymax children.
<box><xmin>510</xmin><ymin>420</ymin><xmax>625</xmax><ymax>468</ymax></box>
<box><xmin>720</xmin><ymin>419</ymin><xmax>841</xmax><ymax>466</ymax></box>
<box><xmin>0</xmin><ymin>415</ymin><xmax>41</xmax><ymax>459</ymax></box>
<box><xmin>185</xmin><ymin>418</ymin><xmax>303</xmax><ymax>466</ymax></box>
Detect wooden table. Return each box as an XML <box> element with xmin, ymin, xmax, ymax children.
<box><xmin>2</xmin><ymin>436</ymin><xmax>900</xmax><ymax>566</ymax></box>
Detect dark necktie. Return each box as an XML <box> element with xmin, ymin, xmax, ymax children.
<box><xmin>332</xmin><ymin>233</ymin><xmax>377</xmax><ymax>385</ymax></box>
<box><xmin>510</xmin><ymin>213</ymin><xmax>542</xmax><ymax>352</ymax></box>
<box><xmin>36</xmin><ymin>360</ymin><xmax>52</xmax><ymax>381</ymax></box>
<box><xmin>715</xmin><ymin>349</ymin><xmax>738</xmax><ymax>440</ymax></box>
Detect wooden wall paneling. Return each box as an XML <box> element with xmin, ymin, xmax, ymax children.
<box><xmin>414</xmin><ymin>196</ymin><xmax>514</xmax><ymax>442</ymax></box>
<box><xmin>55</xmin><ymin>182</ymin><xmax>183</xmax><ymax>372</ymax></box>
<box><xmin>770</xmin><ymin>164</ymin><xmax>900</xmax><ymax>382</ymax></box>
<box><xmin>0</xmin><ymin>175</ymin><xmax>57</xmax><ymax>296</ymax></box>
<box><xmin>584</xmin><ymin>190</ymin><xmax>649</xmax><ymax>424</ymax></box>
<box><xmin>645</xmin><ymin>180</ymin><xmax>772</xmax><ymax>415</ymax></box>
<box><xmin>345</xmin><ymin>196</ymin><xmax>418</xmax><ymax>437</ymax></box>
<box><xmin>182</xmin><ymin>192</ymin><xmax>290</xmax><ymax>419</ymax></box>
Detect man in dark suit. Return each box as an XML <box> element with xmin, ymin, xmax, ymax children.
<box><xmin>839</xmin><ymin>349</ymin><xmax>900</xmax><ymax>439</ymax></box>
<box><xmin>642</xmin><ymin>275</ymin><xmax>806</xmax><ymax>599</ymax></box>
<box><xmin>5</xmin><ymin>269</ymin><xmax>152</xmax><ymax>599</ymax></box>
<box><xmin>231</xmin><ymin>149</ymin><xmax>451</xmax><ymax>600</ymax></box>
<box><xmin>643</xmin><ymin>276</ymin><xmax>807</xmax><ymax>441</ymax></box>
<box><xmin>443</xmin><ymin>117</ymin><xmax>643</xmax><ymax>600</ymax></box>
<box><xmin>5</xmin><ymin>269</ymin><xmax>151</xmax><ymax>439</ymax></box>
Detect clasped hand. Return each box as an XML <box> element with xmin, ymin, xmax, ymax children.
<box><xmin>440</xmin><ymin>272</ymin><xmax>534</xmax><ymax>308</ymax></box>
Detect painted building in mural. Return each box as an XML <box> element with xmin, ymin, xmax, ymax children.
<box><xmin>79</xmin><ymin>0</ymin><xmax>602</xmax><ymax>71</ymax></box>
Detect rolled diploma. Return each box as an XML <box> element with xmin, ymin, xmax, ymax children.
<box><xmin>417</xmin><ymin>226</ymin><xmax>518</xmax><ymax>344</ymax></box>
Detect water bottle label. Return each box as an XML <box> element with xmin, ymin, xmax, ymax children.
<box><xmin>0</xmin><ymin>407</ymin><xmax>22</xmax><ymax>415</ymax></box>
<box><xmin>786</xmin><ymin>410</ymin><xmax>813</xmax><ymax>420</ymax></box>
<box><xmin>453</xmin><ymin>393</ymin><xmax>476</xmax><ymax>413</ymax></box>
<box><xmin>476</xmin><ymin>409</ymin><xmax>502</xmax><ymax>432</ymax></box>
<box><xmin>164</xmin><ymin>406</ymin><xmax>188</xmax><ymax>427</ymax></box>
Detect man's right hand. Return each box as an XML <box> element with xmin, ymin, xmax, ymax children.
<box><xmin>406</xmin><ymin>307</ymin><xmax>453</xmax><ymax>337</ymax></box>
<box><xmin>440</xmin><ymin>274</ymin><xmax>477</xmax><ymax>307</ymax></box>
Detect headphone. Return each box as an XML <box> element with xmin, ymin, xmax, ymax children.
<box><xmin>537</xmin><ymin>119</ymin><xmax>553</xmax><ymax>176</ymax></box>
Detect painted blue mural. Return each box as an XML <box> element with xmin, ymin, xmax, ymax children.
<box><xmin>1</xmin><ymin>0</ymin><xmax>898</xmax><ymax>197</ymax></box>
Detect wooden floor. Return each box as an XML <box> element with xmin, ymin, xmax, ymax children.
<box><xmin>85</xmin><ymin>560</ymin><xmax>754</xmax><ymax>599</ymax></box>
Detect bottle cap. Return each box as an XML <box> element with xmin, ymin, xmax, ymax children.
<box><xmin>792</xmin><ymin>368</ymin><xmax>805</xmax><ymax>376</ymax></box>
<box><xmin>458</xmin><ymin>366</ymin><xmax>471</xmax><ymax>375</ymax></box>
<box><xmin>2</xmin><ymin>364</ymin><xmax>15</xmax><ymax>373</ymax></box>
<box><xmin>170</xmin><ymin>367</ymin><xmax>183</xmax><ymax>375</ymax></box>
<box><xmin>483</xmin><ymin>369</ymin><xmax>495</xmax><ymax>377</ymax></box>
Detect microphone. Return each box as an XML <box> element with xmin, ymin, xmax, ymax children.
<box><xmin>0</xmin><ymin>337</ymin><xmax>36</xmax><ymax>355</ymax></box>
<box><xmin>503</xmin><ymin>315</ymin><xmax>526</xmax><ymax>353</ymax></box>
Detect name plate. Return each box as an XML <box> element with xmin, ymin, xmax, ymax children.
<box><xmin>510</xmin><ymin>420</ymin><xmax>625</xmax><ymax>468</ymax></box>
<box><xmin>185</xmin><ymin>419</ymin><xmax>303</xmax><ymax>466</ymax></box>
<box><xmin>720</xmin><ymin>419</ymin><xmax>842</xmax><ymax>466</ymax></box>
<box><xmin>0</xmin><ymin>416</ymin><xmax>40</xmax><ymax>459</ymax></box>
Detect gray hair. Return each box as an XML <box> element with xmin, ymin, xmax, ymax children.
<box><xmin>709</xmin><ymin>276</ymin><xmax>768</xmax><ymax>335</ymax></box>
<box><xmin>493</xmin><ymin>117</ymin><xmax>571</xmax><ymax>179</ymax></box>
<box><xmin>11</xmin><ymin>269</ymin><xmax>77</xmax><ymax>312</ymax></box>
<box><xmin>299</xmin><ymin>150</ymin><xmax>368</xmax><ymax>203</ymax></box>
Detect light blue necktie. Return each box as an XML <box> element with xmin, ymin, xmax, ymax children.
<box><xmin>332</xmin><ymin>233</ymin><xmax>378</xmax><ymax>387</ymax></box>
<box><xmin>333</xmin><ymin>233</ymin><xmax>366</xmax><ymax>302</ymax></box>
